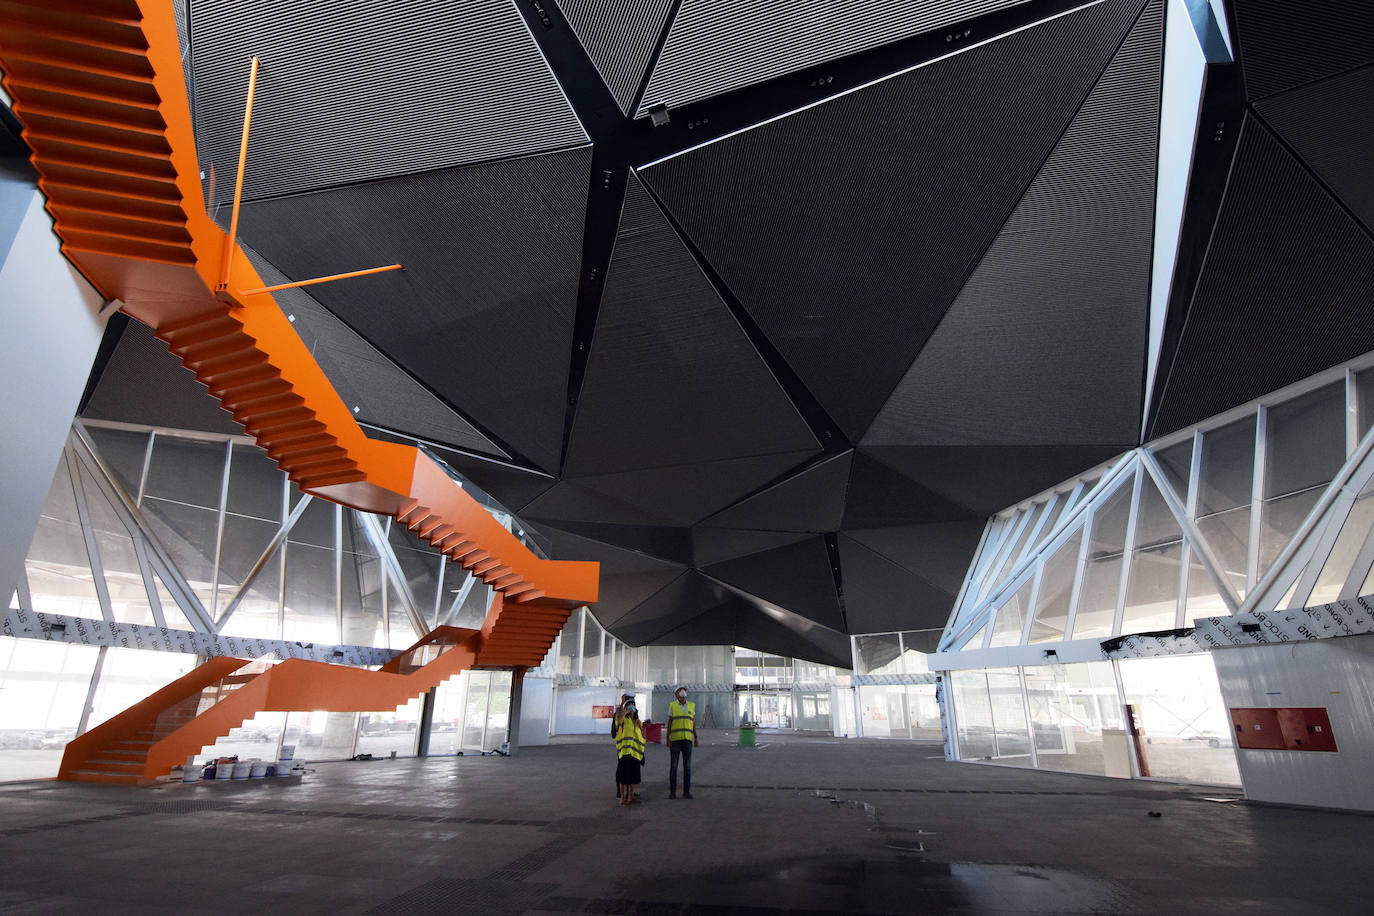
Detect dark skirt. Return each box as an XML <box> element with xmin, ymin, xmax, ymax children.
<box><xmin>616</xmin><ymin>755</ymin><xmax>642</xmax><ymax>785</ymax></box>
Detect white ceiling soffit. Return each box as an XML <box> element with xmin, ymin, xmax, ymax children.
<box><xmin>635</xmin><ymin>0</ymin><xmax>1030</xmax><ymax>117</ymax></box>
<box><xmin>190</xmin><ymin>0</ymin><xmax>588</xmax><ymax>203</ymax></box>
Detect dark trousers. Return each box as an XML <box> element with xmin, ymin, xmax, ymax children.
<box><xmin>669</xmin><ymin>740</ymin><xmax>692</xmax><ymax>793</ymax></box>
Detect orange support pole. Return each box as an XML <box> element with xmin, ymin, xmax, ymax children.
<box><xmin>220</xmin><ymin>55</ymin><xmax>259</xmax><ymax>289</ymax></box>
<box><xmin>240</xmin><ymin>263</ymin><xmax>404</xmax><ymax>295</ymax></box>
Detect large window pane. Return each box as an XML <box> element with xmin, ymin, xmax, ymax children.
<box><xmin>558</xmin><ymin>614</ymin><xmax>581</xmax><ymax>675</ymax></box>
<box><xmin>1308</xmin><ymin>479</ymin><xmax>1374</xmax><ymax>605</ymax></box>
<box><xmin>1259</xmin><ymin>487</ymin><xmax>1325</xmax><ymax>581</ymax></box>
<box><xmin>199</xmin><ymin>711</ymin><xmax>287</xmax><ymax>766</ymax></box>
<box><xmin>1153</xmin><ymin>438</ymin><xmax>1193</xmax><ymax>506</ymax></box>
<box><xmin>952</xmin><ymin>670</ymin><xmax>993</xmax><ymax>758</ymax></box>
<box><xmin>1183</xmin><ymin>544</ymin><xmax>1232</xmax><ymax>622</ymax></box>
<box><xmin>1072</xmin><ymin>479</ymin><xmax>1134</xmax><ymax>640</ymax></box>
<box><xmin>341</xmin><ymin>514</ymin><xmax>384</xmax><ymax>647</ymax></box>
<box><xmin>1197</xmin><ymin>415</ymin><xmax>1255</xmax><ymax>516</ymax></box>
<box><xmin>461</xmin><ymin>672</ymin><xmax>491</xmax><ymax>750</ymax></box>
<box><xmin>430</xmin><ymin>672</ymin><xmax>470</xmax><ymax>755</ymax></box>
<box><xmin>1120</xmin><ymin>477</ymin><xmax>1184</xmax><ymax>634</ymax></box>
<box><xmin>389</xmin><ymin>523</ymin><xmax>441</xmax><ymax>625</ymax></box>
<box><xmin>907</xmin><ymin>685</ymin><xmax>940</xmax><ymax>738</ymax></box>
<box><xmin>388</xmin><ymin>579</ymin><xmax>419</xmax><ymax>650</ymax></box>
<box><xmin>282</xmin><ymin>542</ymin><xmax>338</xmax><ymax>644</ymax></box>
<box><xmin>1028</xmin><ymin>529</ymin><xmax>1082</xmax><ymax>643</ymax></box>
<box><xmin>77</xmin><ymin>466</ymin><xmax>155</xmax><ymax>626</ymax></box>
<box><xmin>1024</xmin><ymin>662</ymin><xmax>1124</xmax><ymax>777</ymax></box>
<box><xmin>485</xmin><ymin>671</ymin><xmax>512</xmax><ymax>751</ymax></box>
<box><xmin>88</xmin><ymin>648</ymin><xmax>197</xmax><ymax>729</ymax></box>
<box><xmin>1118</xmin><ymin>654</ymin><xmax>1240</xmax><ymax>786</ymax></box>
<box><xmin>85</xmin><ymin>426</ymin><xmax>149</xmax><ymax>498</ymax></box>
<box><xmin>26</xmin><ymin>458</ymin><xmax>103</xmax><ymax>618</ymax></box>
<box><xmin>987</xmin><ymin>667</ymin><xmax>1032</xmax><ymax>765</ymax></box>
<box><xmin>355</xmin><ymin>697</ymin><xmax>422</xmax><ymax>758</ymax></box>
<box><xmin>284</xmin><ymin>710</ymin><xmax>357</xmax><ymax>762</ymax></box>
<box><xmin>143</xmin><ymin>436</ymin><xmax>225</xmax><ymax>509</ymax></box>
<box><xmin>1358</xmin><ymin>367</ymin><xmax>1374</xmax><ymax>443</ymax></box>
<box><xmin>226</xmin><ymin>444</ymin><xmax>285</xmax><ymax>522</ymax></box>
<box><xmin>987</xmin><ymin>507</ymin><xmax>1040</xmax><ymax>594</ymax></box>
<box><xmin>141</xmin><ymin>498</ymin><xmax>218</xmax><ymax>612</ymax></box>
<box><xmin>217</xmin><ymin>514</ymin><xmax>282</xmax><ymax>637</ymax></box>
<box><xmin>988</xmin><ymin>579</ymin><xmax>1032</xmax><ymax>647</ymax></box>
<box><xmin>859</xmin><ymin>685</ymin><xmax>907</xmax><ymax>737</ymax></box>
<box><xmin>582</xmin><ymin>612</ymin><xmax>603</xmax><ymax>677</ymax></box>
<box><xmin>0</xmin><ymin>637</ymin><xmax>101</xmax><ymax>781</ymax></box>
<box><xmin>1265</xmin><ymin>383</ymin><xmax>1345</xmax><ymax>501</ymax></box>
<box><xmin>854</xmin><ymin>633</ymin><xmax>902</xmax><ymax>675</ymax></box>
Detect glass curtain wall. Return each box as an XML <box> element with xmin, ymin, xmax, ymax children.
<box><xmin>850</xmin><ymin>629</ymin><xmax>940</xmax><ymax>739</ymax></box>
<box><xmin>944</xmin><ymin>353</ymin><xmax>1374</xmax><ymax>655</ymax></box>
<box><xmin>949</xmin><ymin>657</ymin><xmax>1240</xmax><ymax>786</ymax></box>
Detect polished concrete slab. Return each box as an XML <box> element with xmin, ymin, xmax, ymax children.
<box><xmin>1</xmin><ymin>730</ymin><xmax>1371</xmax><ymax>914</ymax></box>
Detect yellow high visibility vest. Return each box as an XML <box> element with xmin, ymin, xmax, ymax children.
<box><xmin>616</xmin><ymin>717</ymin><xmax>645</xmax><ymax>762</ymax></box>
<box><xmin>668</xmin><ymin>700</ymin><xmax>696</xmax><ymax>742</ymax></box>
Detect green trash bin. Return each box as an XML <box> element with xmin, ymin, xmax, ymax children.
<box><xmin>738</xmin><ymin>726</ymin><xmax>756</xmax><ymax>747</ymax></box>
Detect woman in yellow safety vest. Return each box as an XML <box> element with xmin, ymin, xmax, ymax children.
<box><xmin>615</xmin><ymin>698</ymin><xmax>645</xmax><ymax>806</ymax></box>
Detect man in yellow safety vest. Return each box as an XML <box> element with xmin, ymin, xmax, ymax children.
<box><xmin>667</xmin><ymin>686</ymin><xmax>698</xmax><ymax>799</ymax></box>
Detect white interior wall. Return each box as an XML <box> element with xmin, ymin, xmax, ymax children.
<box><xmin>1212</xmin><ymin>634</ymin><xmax>1374</xmax><ymax>811</ymax></box>
<box><xmin>0</xmin><ymin>190</ymin><xmax>107</xmax><ymax>606</ymax></box>
<box><xmin>552</xmin><ymin>685</ymin><xmax>623</xmax><ymax>735</ymax></box>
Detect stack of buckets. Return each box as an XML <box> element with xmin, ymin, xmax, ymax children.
<box><xmin>178</xmin><ymin>744</ymin><xmax>298</xmax><ymax>782</ymax></box>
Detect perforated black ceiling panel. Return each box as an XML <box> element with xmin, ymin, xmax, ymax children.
<box><xmin>191</xmin><ymin>0</ymin><xmax>587</xmax><ymax>202</ymax></box>
<box><xmin>843</xmin><ymin>453</ymin><xmax>976</xmax><ymax>529</ymax></box>
<box><xmin>556</xmin><ymin>0</ymin><xmax>675</xmax><ymax>113</ymax></box>
<box><xmin>864</xmin><ymin>0</ymin><xmax>1161</xmax><ymax>448</ymax></box>
<box><xmin>703</xmin><ymin>451</ymin><xmax>852</xmax><ymax>533</ymax></box>
<box><xmin>691</xmin><ymin>529</ymin><xmax>810</xmax><ymax>567</ymax></box>
<box><xmin>640</xmin><ymin>0</ymin><xmax>1143</xmax><ymax>439</ymax></box>
<box><xmin>838</xmin><ymin>534</ymin><xmax>962</xmax><ymax>634</ymax></box>
<box><xmin>569</xmin><ymin>450</ymin><xmax>817</xmax><ymax>527</ymax></box>
<box><xmin>523</xmin><ymin>480</ymin><xmax>680</xmax><ymax>528</ymax></box>
<box><xmin>1258</xmin><ymin>65</ymin><xmax>1374</xmax><ymax>234</ymax></box>
<box><xmin>564</xmin><ymin>175</ymin><xmax>817</xmax><ymax>477</ymax></box>
<box><xmin>1148</xmin><ymin>116</ymin><xmax>1374</xmax><ymax>438</ymax></box>
<box><xmin>608</xmin><ymin>572</ymin><xmax>733</xmax><ymax>644</ymax></box>
<box><xmin>865</xmin><ymin>445</ymin><xmax>1123</xmax><ymax>517</ymax></box>
<box><xmin>235</xmin><ymin>148</ymin><xmax>590</xmax><ymax>473</ymax></box>
<box><xmin>538</xmin><ymin>520</ymin><xmax>694</xmax><ymax>565</ymax></box>
<box><xmin>845</xmin><ymin>521</ymin><xmax>987</xmax><ymax>595</ymax></box>
<box><xmin>732</xmin><ymin>607</ymin><xmax>852</xmax><ymax>669</ymax></box>
<box><xmin>537</xmin><ymin>525</ymin><xmax>687</xmax><ymax>626</ymax></box>
<box><xmin>82</xmin><ymin>319</ymin><xmax>242</xmax><ymax>437</ymax></box>
<box><xmin>240</xmin><ymin>245</ymin><xmax>506</xmax><ymax>459</ymax></box>
<box><xmin>1230</xmin><ymin>0</ymin><xmax>1374</xmax><ymax>101</ymax></box>
<box><xmin>704</xmin><ymin>536</ymin><xmax>843</xmax><ymax>631</ymax></box>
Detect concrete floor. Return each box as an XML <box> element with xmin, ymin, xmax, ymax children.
<box><xmin>1</xmin><ymin>730</ymin><xmax>1371</xmax><ymax>914</ymax></box>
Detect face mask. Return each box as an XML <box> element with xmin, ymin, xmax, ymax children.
<box><xmin>626</xmin><ymin>704</ymin><xmax>636</xmax><ymax>713</ymax></box>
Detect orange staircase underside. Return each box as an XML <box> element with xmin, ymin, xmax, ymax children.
<box><xmin>0</xmin><ymin>0</ymin><xmax>597</xmax><ymax>614</ymax></box>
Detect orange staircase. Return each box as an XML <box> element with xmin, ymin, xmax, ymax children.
<box><xmin>58</xmin><ymin>623</ymin><xmax>564</xmax><ymax>784</ymax></box>
<box><xmin>0</xmin><ymin>1</ymin><xmax>597</xmax><ymax>612</ymax></box>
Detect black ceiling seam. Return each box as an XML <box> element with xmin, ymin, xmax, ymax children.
<box><xmin>1249</xmin><ymin>103</ymin><xmax>1374</xmax><ymax>243</ymax></box>
<box><xmin>824</xmin><ymin>532</ymin><xmax>850</xmax><ymax>633</ymax></box>
<box><xmin>233</xmin><ymin>242</ymin><xmax>554</xmax><ymax>475</ymax></box>
<box><xmin>356</xmin><ymin>420</ymin><xmax>556</xmax><ymax>481</ymax></box>
<box><xmin>625</xmin><ymin>0</ymin><xmax>1121</xmax><ymax>169</ymax></box>
<box><xmin>627</xmin><ymin>0</ymin><xmax>685</xmax><ymax>117</ymax></box>
<box><xmin>859</xmin><ymin>0</ymin><xmax>1153</xmax><ymax>438</ymax></box>
<box><xmin>1135</xmin><ymin>0</ymin><xmax>1168</xmax><ymax>447</ymax></box>
<box><xmin>1142</xmin><ymin>60</ymin><xmax>1247</xmax><ymax>439</ymax></box>
<box><xmin>634</xmin><ymin>175</ymin><xmax>851</xmax><ymax>453</ymax></box>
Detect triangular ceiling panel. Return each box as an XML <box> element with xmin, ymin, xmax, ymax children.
<box><xmin>640</xmin><ymin>0</ymin><xmax>1144</xmax><ymax>440</ymax></box>
<box><xmin>82</xmin><ymin>318</ymin><xmax>241</xmax><ymax>437</ymax></box>
<box><xmin>691</xmin><ymin>529</ymin><xmax>810</xmax><ymax>568</ymax></box>
<box><xmin>1230</xmin><ymin>0</ymin><xmax>1374</xmax><ymax>101</ymax></box>
<box><xmin>192</xmin><ymin>0</ymin><xmax>586</xmax><ymax>202</ymax></box>
<box><xmin>536</xmin><ymin>525</ymin><xmax>687</xmax><ymax>626</ymax></box>
<box><xmin>703</xmin><ymin>451</ymin><xmax>852</xmax><ymax>532</ymax></box>
<box><xmin>845</xmin><ymin>521</ymin><xmax>987</xmax><ymax>595</ymax></box>
<box><xmin>641</xmin><ymin>598</ymin><xmax>742</xmax><ymax>648</ymax></box>
<box><xmin>556</xmin><ymin>0</ymin><xmax>675</xmax><ymax>114</ymax></box>
<box><xmin>703</xmin><ymin>536</ymin><xmax>843</xmax><ymax>630</ymax></box>
<box><xmin>413</xmin><ymin>446</ymin><xmax>556</xmax><ymax>516</ymax></box>
<box><xmin>636</xmin><ymin>0</ymin><xmax>1029</xmax><ymax>116</ymax></box>
<box><xmin>569</xmin><ymin>450</ymin><xmax>816</xmax><ymax>527</ymax></box>
<box><xmin>862</xmin><ymin>0</ymin><xmax>1162</xmax><ymax>448</ymax></box>
<box><xmin>864</xmin><ymin>445</ymin><xmax>1124</xmax><ymax>518</ymax></box>
<box><xmin>1148</xmin><ymin>115</ymin><xmax>1374</xmax><ymax>438</ymax></box>
<box><xmin>564</xmin><ymin>175</ymin><xmax>818</xmax><ymax>477</ymax></box>
<box><xmin>536</xmin><ymin>519</ymin><xmax>693</xmax><ymax>566</ymax></box>
<box><xmin>236</xmin><ymin>147</ymin><xmax>590</xmax><ymax>473</ymax></box>
<box><xmin>523</xmin><ymin>479</ymin><xmax>680</xmax><ymax>528</ymax></box>
<box><xmin>838</xmin><ymin>534</ymin><xmax>960</xmax><ymax>634</ymax></box>
<box><xmin>842</xmin><ymin>452</ymin><xmax>975</xmax><ymax>528</ymax></box>
<box><xmin>732</xmin><ymin>606</ymin><xmax>852</xmax><ymax>669</ymax></box>
<box><xmin>1257</xmin><ymin>64</ymin><xmax>1374</xmax><ymax>235</ymax></box>
<box><xmin>240</xmin><ymin>244</ymin><xmax>505</xmax><ymax>459</ymax></box>
<box><xmin>609</xmin><ymin>572</ymin><xmax>733</xmax><ymax>644</ymax></box>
